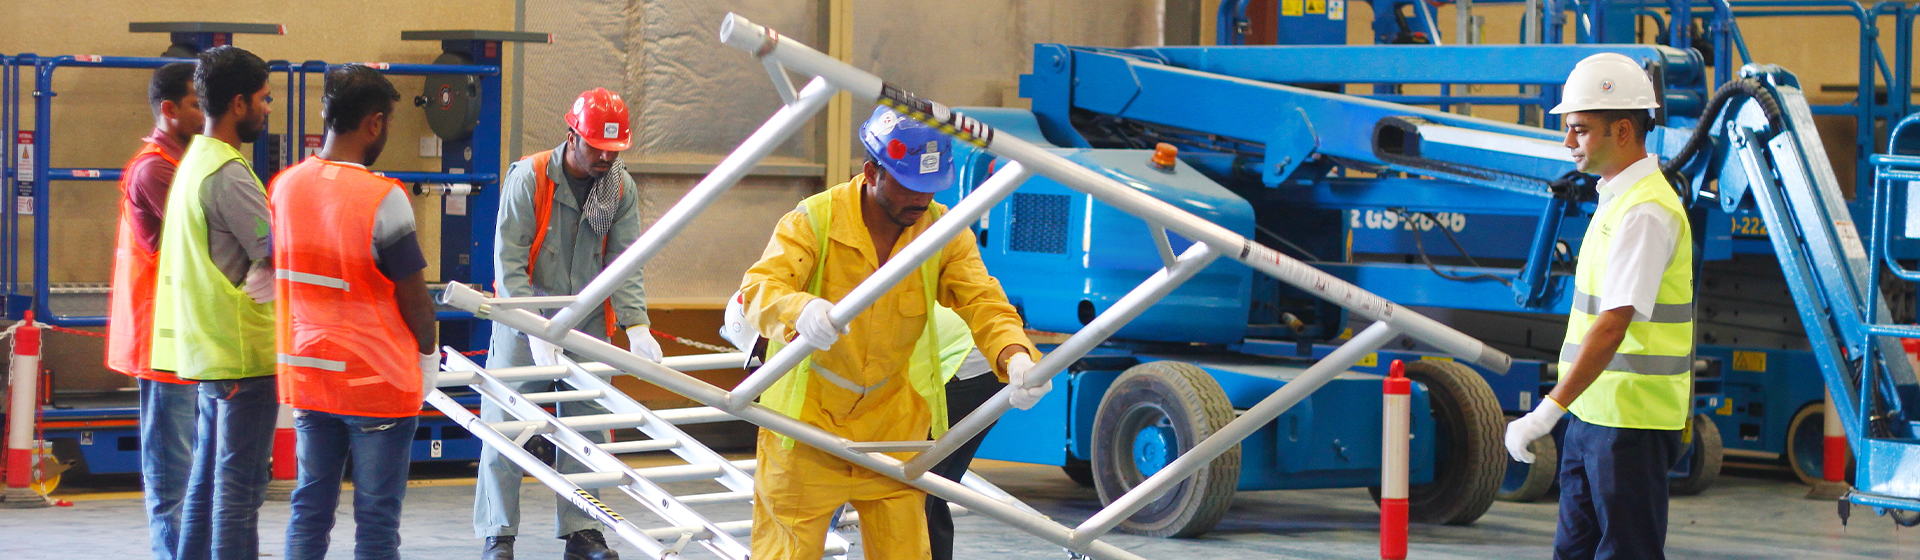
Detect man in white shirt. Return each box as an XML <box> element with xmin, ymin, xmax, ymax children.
<box><xmin>1505</xmin><ymin>53</ymin><xmax>1696</xmax><ymax>560</ymax></box>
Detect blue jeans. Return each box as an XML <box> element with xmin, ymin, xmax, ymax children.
<box><xmin>177</xmin><ymin>376</ymin><xmax>279</xmax><ymax>560</ymax></box>
<box><xmin>140</xmin><ymin>378</ymin><xmax>200</xmax><ymax>560</ymax></box>
<box><xmin>1554</xmin><ymin>415</ymin><xmax>1683</xmax><ymax>560</ymax></box>
<box><xmin>285</xmin><ymin>409</ymin><xmax>417</xmax><ymax>560</ymax></box>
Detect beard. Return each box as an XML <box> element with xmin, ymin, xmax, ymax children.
<box><xmin>237</xmin><ymin>113</ymin><xmax>267</xmax><ymax>144</ymax></box>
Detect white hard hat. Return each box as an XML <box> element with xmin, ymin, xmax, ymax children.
<box><xmin>720</xmin><ymin>290</ymin><xmax>761</xmax><ymax>354</ymax></box>
<box><xmin>1550</xmin><ymin>53</ymin><xmax>1659</xmax><ymax>114</ymax></box>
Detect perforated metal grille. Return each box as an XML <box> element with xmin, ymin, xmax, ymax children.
<box><xmin>1009</xmin><ymin>193</ymin><xmax>1071</xmax><ymax>254</ymax></box>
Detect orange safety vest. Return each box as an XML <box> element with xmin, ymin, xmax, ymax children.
<box><xmin>107</xmin><ymin>143</ymin><xmax>187</xmax><ymax>384</ymax></box>
<box><xmin>519</xmin><ymin>150</ymin><xmax>621</xmax><ymax>338</ymax></box>
<box><xmin>270</xmin><ymin>156</ymin><xmax>423</xmax><ymax>417</ymax></box>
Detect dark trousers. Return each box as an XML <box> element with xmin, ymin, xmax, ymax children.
<box><xmin>926</xmin><ymin>373</ymin><xmax>1007</xmax><ymax>560</ymax></box>
<box><xmin>177</xmin><ymin>376</ymin><xmax>280</xmax><ymax>560</ymax></box>
<box><xmin>1554</xmin><ymin>415</ymin><xmax>1683</xmax><ymax>560</ymax></box>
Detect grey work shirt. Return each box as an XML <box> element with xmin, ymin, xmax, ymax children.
<box><xmin>486</xmin><ymin>142</ymin><xmax>649</xmax><ymax>368</ymax></box>
<box><xmin>202</xmin><ymin>161</ymin><xmax>272</xmax><ymax>285</ymax></box>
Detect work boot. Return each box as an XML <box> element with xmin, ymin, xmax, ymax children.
<box><xmin>563</xmin><ymin>529</ymin><xmax>618</xmax><ymax>560</ymax></box>
<box><xmin>482</xmin><ymin>536</ymin><xmax>515</xmax><ymax>560</ymax></box>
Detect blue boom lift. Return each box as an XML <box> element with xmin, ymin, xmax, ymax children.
<box><xmin>931</xmin><ymin>25</ymin><xmax>1920</xmax><ymax>533</ymax></box>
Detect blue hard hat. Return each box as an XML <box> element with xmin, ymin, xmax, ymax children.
<box><xmin>860</xmin><ymin>106</ymin><xmax>954</xmax><ymax>193</ymax></box>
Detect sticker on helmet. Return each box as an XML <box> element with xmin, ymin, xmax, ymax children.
<box><xmin>870</xmin><ymin>111</ymin><xmax>899</xmax><ymax>136</ymax></box>
<box><xmin>920</xmin><ymin>152</ymin><xmax>939</xmax><ymax>174</ymax></box>
<box><xmin>603</xmin><ymin>122</ymin><xmax>620</xmax><ymax>139</ymax></box>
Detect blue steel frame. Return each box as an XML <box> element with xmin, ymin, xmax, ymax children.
<box><xmin>0</xmin><ymin>54</ymin><xmax>500</xmax><ymax>336</ymax></box>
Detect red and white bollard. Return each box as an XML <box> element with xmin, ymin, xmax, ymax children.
<box><xmin>1380</xmin><ymin>359</ymin><xmax>1410</xmax><ymax>560</ymax></box>
<box><xmin>3</xmin><ymin>312</ymin><xmax>49</xmax><ymax>508</ymax></box>
<box><xmin>266</xmin><ymin>404</ymin><xmax>297</xmax><ymax>501</ymax></box>
<box><xmin>1806</xmin><ymin>387</ymin><xmax>1851</xmax><ymax>499</ymax></box>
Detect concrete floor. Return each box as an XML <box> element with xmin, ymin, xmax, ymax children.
<box><xmin>5</xmin><ymin>460</ymin><xmax>1920</xmax><ymax>559</ymax></box>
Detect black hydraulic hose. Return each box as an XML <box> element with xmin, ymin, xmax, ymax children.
<box><xmin>1662</xmin><ymin>78</ymin><xmax>1786</xmax><ymax>180</ymax></box>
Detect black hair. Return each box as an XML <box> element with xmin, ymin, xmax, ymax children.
<box><xmin>148</xmin><ymin>62</ymin><xmax>195</xmax><ymax>115</ymax></box>
<box><xmin>1592</xmin><ymin>109</ymin><xmax>1654</xmax><ymax>144</ymax></box>
<box><xmin>322</xmin><ymin>64</ymin><xmax>399</xmax><ymax>134</ymax></box>
<box><xmin>194</xmin><ymin>46</ymin><xmax>269</xmax><ymax>119</ymax></box>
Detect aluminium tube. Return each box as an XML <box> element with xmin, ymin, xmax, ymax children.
<box><xmin>902</xmin><ymin>242</ymin><xmax>1220</xmax><ymax>478</ymax></box>
<box><xmin>725</xmin><ymin>162</ymin><xmax>1032</xmax><ymax>410</ymax></box>
<box><xmin>544</xmin><ymin>77</ymin><xmax>838</xmax><ymax>338</ymax></box>
<box><xmin>1070</xmin><ymin>321</ymin><xmax>1401</xmax><ymax>548</ymax></box>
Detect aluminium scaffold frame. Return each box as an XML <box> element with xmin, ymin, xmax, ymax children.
<box><xmin>435</xmin><ymin>13</ymin><xmax>1514</xmax><ymax>560</ymax></box>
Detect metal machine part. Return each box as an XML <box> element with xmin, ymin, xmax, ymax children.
<box><xmin>419</xmin><ymin>51</ymin><xmax>482</xmax><ymax>141</ymax></box>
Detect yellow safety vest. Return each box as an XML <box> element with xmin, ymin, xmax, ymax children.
<box><xmin>1559</xmin><ymin>170</ymin><xmax>1694</xmax><ymax>430</ymax></box>
<box><xmin>760</xmin><ymin>188</ymin><xmax>951</xmax><ymax>448</ymax></box>
<box><xmin>150</xmin><ymin>135</ymin><xmax>275</xmax><ymax>380</ymax></box>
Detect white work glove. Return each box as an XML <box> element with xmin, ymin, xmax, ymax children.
<box><xmin>243</xmin><ymin>264</ymin><xmax>275</xmax><ymax>304</ymax></box>
<box><xmin>796</xmin><ymin>298</ymin><xmax>844</xmax><ymax>349</ymax></box>
<box><xmin>1006</xmin><ymin>353</ymin><xmax>1052</xmax><ymax>410</ymax></box>
<box><xmin>628</xmin><ymin>325</ymin><xmax>663</xmax><ymax>362</ymax></box>
<box><xmin>418</xmin><ymin>351</ymin><xmax>441</xmax><ymax>402</ymax></box>
<box><xmin>528</xmin><ymin>335</ymin><xmax>563</xmax><ymax>367</ymax></box>
<box><xmin>1505</xmin><ymin>397</ymin><xmax>1567</xmax><ymax>463</ymax></box>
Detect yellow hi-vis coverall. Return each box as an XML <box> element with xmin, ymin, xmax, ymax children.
<box><xmin>740</xmin><ymin>176</ymin><xmax>1035</xmax><ymax>560</ymax></box>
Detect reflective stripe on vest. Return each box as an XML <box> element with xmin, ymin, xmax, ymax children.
<box><xmin>149</xmin><ymin>135</ymin><xmax>274</xmax><ymax>380</ymax></box>
<box><xmin>1558</xmin><ymin>169</ymin><xmax>1695</xmax><ymax>430</ymax></box>
<box><xmin>760</xmin><ymin>177</ymin><xmax>950</xmax><ymax>448</ymax></box>
<box><xmin>516</xmin><ymin>150</ymin><xmax>621</xmax><ymax>338</ymax></box>
<box><xmin>270</xmin><ymin>156</ymin><xmax>424</xmax><ymax>418</ymax></box>
<box><xmin>107</xmin><ymin>142</ymin><xmax>186</xmax><ymax>383</ymax></box>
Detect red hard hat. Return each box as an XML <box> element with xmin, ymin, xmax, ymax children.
<box><xmin>565</xmin><ymin>87</ymin><xmax>632</xmax><ymax>151</ymax></box>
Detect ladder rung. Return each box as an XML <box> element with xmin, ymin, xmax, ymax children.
<box><xmin>598</xmin><ymin>439</ymin><xmax>680</xmax><ymax>454</ymax></box>
<box><xmin>651</xmin><ymin>406</ymin><xmax>737</xmax><ymax>426</ymax></box>
<box><xmin>633</xmin><ymin>464</ymin><xmax>726</xmax><ymax>484</ymax></box>
<box><xmin>490</xmin><ymin>295</ymin><xmax>578</xmax><ymax>309</ymax></box>
<box><xmin>488</xmin><ymin>413</ymin><xmax>649</xmax><ymax>436</ymax></box>
<box><xmin>522</xmin><ymin>389</ymin><xmax>605</xmax><ymax>404</ymax></box>
<box><xmin>675</xmin><ymin>491</ymin><xmax>753</xmax><ymax>505</ymax></box>
<box><xmin>565</xmin><ymin>471</ymin><xmax>629</xmax><ymax>489</ymax></box>
<box><xmin>846</xmin><ymin>440</ymin><xmax>935</xmax><ymax>453</ymax></box>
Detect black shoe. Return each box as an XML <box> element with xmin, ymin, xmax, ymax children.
<box><xmin>482</xmin><ymin>536</ymin><xmax>515</xmax><ymax>560</ymax></box>
<box><xmin>563</xmin><ymin>529</ymin><xmax>618</xmax><ymax>560</ymax></box>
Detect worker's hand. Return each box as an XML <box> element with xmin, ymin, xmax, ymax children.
<box><xmin>1006</xmin><ymin>353</ymin><xmax>1051</xmax><ymax>410</ymax></box>
<box><xmin>243</xmin><ymin>264</ymin><xmax>275</xmax><ymax>304</ymax></box>
<box><xmin>418</xmin><ymin>350</ymin><xmax>441</xmax><ymax>403</ymax></box>
<box><xmin>796</xmin><ymin>298</ymin><xmax>844</xmax><ymax>349</ymax></box>
<box><xmin>1504</xmin><ymin>397</ymin><xmax>1567</xmax><ymax>463</ymax></box>
<box><xmin>528</xmin><ymin>335</ymin><xmax>564</xmax><ymax>367</ymax></box>
<box><xmin>628</xmin><ymin>325</ymin><xmax>663</xmax><ymax>362</ymax></box>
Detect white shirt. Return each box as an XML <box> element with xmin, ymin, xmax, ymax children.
<box><xmin>1590</xmin><ymin>154</ymin><xmax>1681</xmax><ymax>321</ymax></box>
<box><xmin>322</xmin><ymin>159</ymin><xmax>417</xmax><ymax>263</ymax></box>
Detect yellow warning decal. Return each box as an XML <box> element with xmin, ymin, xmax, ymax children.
<box><xmin>1282</xmin><ymin>0</ymin><xmax>1305</xmax><ymax>16</ymax></box>
<box><xmin>1732</xmin><ymin>351</ymin><xmax>1766</xmax><ymax>372</ymax></box>
<box><xmin>574</xmin><ymin>489</ymin><xmax>625</xmax><ymax>523</ymax></box>
<box><xmin>1716</xmin><ymin>398</ymin><xmax>1734</xmax><ymax>416</ymax></box>
<box><xmin>1306</xmin><ymin>0</ymin><xmax>1326</xmax><ymax>14</ymax></box>
<box><xmin>1420</xmin><ymin>356</ymin><xmax>1454</xmax><ymax>362</ymax></box>
<box><xmin>1356</xmin><ymin>353</ymin><xmax>1378</xmax><ymax>367</ymax></box>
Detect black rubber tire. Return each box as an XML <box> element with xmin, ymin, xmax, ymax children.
<box><xmin>1091</xmin><ymin>361</ymin><xmax>1241</xmax><ymax>538</ymax></box>
<box><xmin>1062</xmin><ymin>457</ymin><xmax>1096</xmax><ymax>488</ymax></box>
<box><xmin>1370</xmin><ymin>360</ymin><xmax>1504</xmax><ymax>525</ymax></box>
<box><xmin>1670</xmin><ymin>413</ymin><xmax>1723</xmax><ymax>496</ymax></box>
<box><xmin>1496</xmin><ymin>413</ymin><xmax>1558</xmax><ymax>503</ymax></box>
<box><xmin>1786</xmin><ymin>402</ymin><xmax>1853</xmax><ymax>487</ymax></box>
